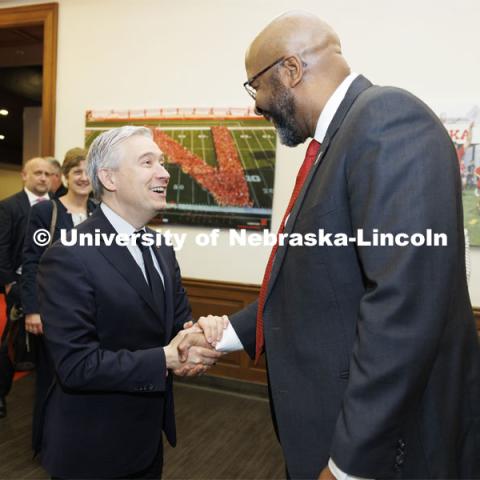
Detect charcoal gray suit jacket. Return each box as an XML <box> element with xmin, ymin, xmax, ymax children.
<box><xmin>231</xmin><ymin>76</ymin><xmax>480</xmax><ymax>479</ymax></box>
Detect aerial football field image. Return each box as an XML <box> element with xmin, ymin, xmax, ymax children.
<box><xmin>86</xmin><ymin>109</ymin><xmax>276</xmax><ymax>229</ymax></box>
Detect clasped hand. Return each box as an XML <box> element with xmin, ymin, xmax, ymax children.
<box><xmin>164</xmin><ymin>315</ymin><xmax>229</xmax><ymax>377</ymax></box>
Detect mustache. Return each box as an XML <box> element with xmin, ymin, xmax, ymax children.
<box><xmin>254</xmin><ymin>105</ymin><xmax>267</xmax><ymax>117</ymax></box>
<box><xmin>254</xmin><ymin>106</ymin><xmax>277</xmax><ymax>124</ymax></box>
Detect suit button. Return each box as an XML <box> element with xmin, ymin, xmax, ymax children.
<box><xmin>398</xmin><ymin>439</ymin><xmax>406</xmax><ymax>448</ymax></box>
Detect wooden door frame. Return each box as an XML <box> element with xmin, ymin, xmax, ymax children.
<box><xmin>0</xmin><ymin>2</ymin><xmax>58</xmax><ymax>157</ymax></box>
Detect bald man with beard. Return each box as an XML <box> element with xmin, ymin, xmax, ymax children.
<box><xmin>180</xmin><ymin>10</ymin><xmax>480</xmax><ymax>480</ymax></box>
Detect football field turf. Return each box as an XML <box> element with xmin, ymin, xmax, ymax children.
<box><xmin>463</xmin><ymin>188</ymin><xmax>480</xmax><ymax>245</ymax></box>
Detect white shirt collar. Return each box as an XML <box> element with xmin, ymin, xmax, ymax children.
<box><xmin>100</xmin><ymin>202</ymin><xmax>143</xmax><ymax>235</ymax></box>
<box><xmin>24</xmin><ymin>188</ymin><xmax>50</xmax><ymax>206</ymax></box>
<box><xmin>314</xmin><ymin>72</ymin><xmax>359</xmax><ymax>143</ymax></box>
<box><xmin>100</xmin><ymin>202</ymin><xmax>164</xmax><ymax>286</ymax></box>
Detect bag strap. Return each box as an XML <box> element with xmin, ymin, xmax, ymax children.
<box><xmin>48</xmin><ymin>200</ymin><xmax>58</xmax><ymax>247</ymax></box>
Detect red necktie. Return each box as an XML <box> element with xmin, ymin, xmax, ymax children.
<box><xmin>255</xmin><ymin>139</ymin><xmax>321</xmax><ymax>363</ymax></box>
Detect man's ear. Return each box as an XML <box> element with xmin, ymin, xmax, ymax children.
<box><xmin>282</xmin><ymin>55</ymin><xmax>304</xmax><ymax>88</ymax></box>
<box><xmin>98</xmin><ymin>168</ymin><xmax>117</xmax><ymax>193</ymax></box>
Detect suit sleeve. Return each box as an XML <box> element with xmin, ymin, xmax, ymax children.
<box><xmin>21</xmin><ymin>203</ymin><xmax>50</xmax><ymax>314</ymax></box>
<box><xmin>171</xmin><ymin>252</ymin><xmax>193</xmax><ymax>336</ymax></box>
<box><xmin>38</xmin><ymin>243</ymin><xmax>169</xmax><ymax>393</ymax></box>
<box><xmin>0</xmin><ymin>201</ymin><xmax>15</xmax><ymax>285</ymax></box>
<box><xmin>229</xmin><ymin>299</ymin><xmax>258</xmax><ymax>359</ymax></box>
<box><xmin>330</xmin><ymin>90</ymin><xmax>463</xmax><ymax>475</ymax></box>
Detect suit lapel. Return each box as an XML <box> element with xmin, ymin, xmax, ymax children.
<box><xmin>91</xmin><ymin>209</ymin><xmax>161</xmax><ymax>317</ymax></box>
<box><xmin>266</xmin><ymin>75</ymin><xmax>373</xmax><ymax>300</ymax></box>
<box><xmin>57</xmin><ymin>201</ymin><xmax>74</xmax><ymax>230</ymax></box>
<box><xmin>18</xmin><ymin>190</ymin><xmax>31</xmax><ymax>215</ymax></box>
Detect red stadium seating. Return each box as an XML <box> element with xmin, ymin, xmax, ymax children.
<box><xmin>153</xmin><ymin>127</ymin><xmax>252</xmax><ymax>207</ymax></box>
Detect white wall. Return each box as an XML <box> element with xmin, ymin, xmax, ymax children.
<box><xmin>2</xmin><ymin>0</ymin><xmax>480</xmax><ymax>300</ymax></box>
<box><xmin>23</xmin><ymin>106</ymin><xmax>42</xmax><ymax>163</ymax></box>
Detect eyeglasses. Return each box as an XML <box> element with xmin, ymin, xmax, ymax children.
<box><xmin>243</xmin><ymin>56</ymin><xmax>285</xmax><ymax>100</ymax></box>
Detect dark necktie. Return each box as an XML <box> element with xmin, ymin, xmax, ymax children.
<box><xmin>255</xmin><ymin>139</ymin><xmax>321</xmax><ymax>363</ymax></box>
<box><xmin>135</xmin><ymin>230</ymin><xmax>166</xmax><ymax>315</ymax></box>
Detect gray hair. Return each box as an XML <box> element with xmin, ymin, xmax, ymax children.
<box><xmin>45</xmin><ymin>157</ymin><xmax>62</xmax><ymax>173</ymax></box>
<box><xmin>86</xmin><ymin>126</ymin><xmax>153</xmax><ymax>200</ymax></box>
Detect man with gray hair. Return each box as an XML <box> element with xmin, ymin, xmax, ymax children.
<box><xmin>36</xmin><ymin>126</ymin><xmax>221</xmax><ymax>479</ymax></box>
<box><xmin>45</xmin><ymin>156</ymin><xmax>67</xmax><ymax>198</ymax></box>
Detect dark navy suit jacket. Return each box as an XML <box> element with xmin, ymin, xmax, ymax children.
<box><xmin>37</xmin><ymin>207</ymin><xmax>192</xmax><ymax>478</ymax></box>
<box><xmin>0</xmin><ymin>190</ymin><xmax>31</xmax><ymax>286</ymax></box>
<box><xmin>22</xmin><ymin>198</ymin><xmax>96</xmax><ymax>314</ymax></box>
<box><xmin>21</xmin><ymin>198</ymin><xmax>97</xmax><ymax>452</ymax></box>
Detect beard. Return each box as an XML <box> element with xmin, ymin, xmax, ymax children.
<box><xmin>265</xmin><ymin>75</ymin><xmax>305</xmax><ymax>147</ymax></box>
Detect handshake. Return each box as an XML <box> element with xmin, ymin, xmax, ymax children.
<box><xmin>163</xmin><ymin>315</ymin><xmax>229</xmax><ymax>377</ymax></box>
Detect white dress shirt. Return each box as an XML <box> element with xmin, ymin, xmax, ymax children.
<box><xmin>313</xmin><ymin>72</ymin><xmax>359</xmax><ymax>143</ymax></box>
<box><xmin>216</xmin><ymin>73</ymin><xmax>369</xmax><ymax>480</ymax></box>
<box><xmin>100</xmin><ymin>202</ymin><xmax>165</xmax><ymax>288</ymax></box>
<box><xmin>24</xmin><ymin>187</ymin><xmax>50</xmax><ymax>206</ymax></box>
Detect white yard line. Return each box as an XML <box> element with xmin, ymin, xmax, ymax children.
<box><xmin>262</xmin><ymin>128</ymin><xmax>276</xmax><ymax>151</ymax></box>
<box><xmin>231</xmin><ymin>130</ymin><xmax>261</xmax><ymax>206</ymax></box>
<box><xmin>176</xmin><ymin>163</ymin><xmax>182</xmax><ymax>204</ymax></box>
<box><xmin>243</xmin><ymin>129</ymin><xmax>269</xmax><ymax>186</ymax></box>
<box><xmin>200</xmin><ymin>130</ymin><xmax>207</xmax><ymax>161</ymax></box>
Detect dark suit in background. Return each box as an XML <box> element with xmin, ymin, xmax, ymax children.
<box><xmin>37</xmin><ymin>207</ymin><xmax>192</xmax><ymax>478</ymax></box>
<box><xmin>21</xmin><ymin>198</ymin><xmax>96</xmax><ymax>450</ymax></box>
<box><xmin>0</xmin><ymin>190</ymin><xmax>31</xmax><ymax>398</ymax></box>
<box><xmin>52</xmin><ymin>184</ymin><xmax>67</xmax><ymax>199</ymax></box>
<box><xmin>231</xmin><ymin>76</ymin><xmax>480</xmax><ymax>478</ymax></box>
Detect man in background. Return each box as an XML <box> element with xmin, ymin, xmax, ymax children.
<box><xmin>181</xmin><ymin>11</ymin><xmax>480</xmax><ymax>479</ymax></box>
<box><xmin>0</xmin><ymin>157</ymin><xmax>51</xmax><ymax>418</ymax></box>
<box><xmin>45</xmin><ymin>156</ymin><xmax>67</xmax><ymax>198</ymax></box>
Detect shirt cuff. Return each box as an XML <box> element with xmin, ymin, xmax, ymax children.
<box><xmin>328</xmin><ymin>458</ymin><xmax>374</xmax><ymax>480</ymax></box>
<box><xmin>215</xmin><ymin>322</ymin><xmax>244</xmax><ymax>352</ymax></box>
